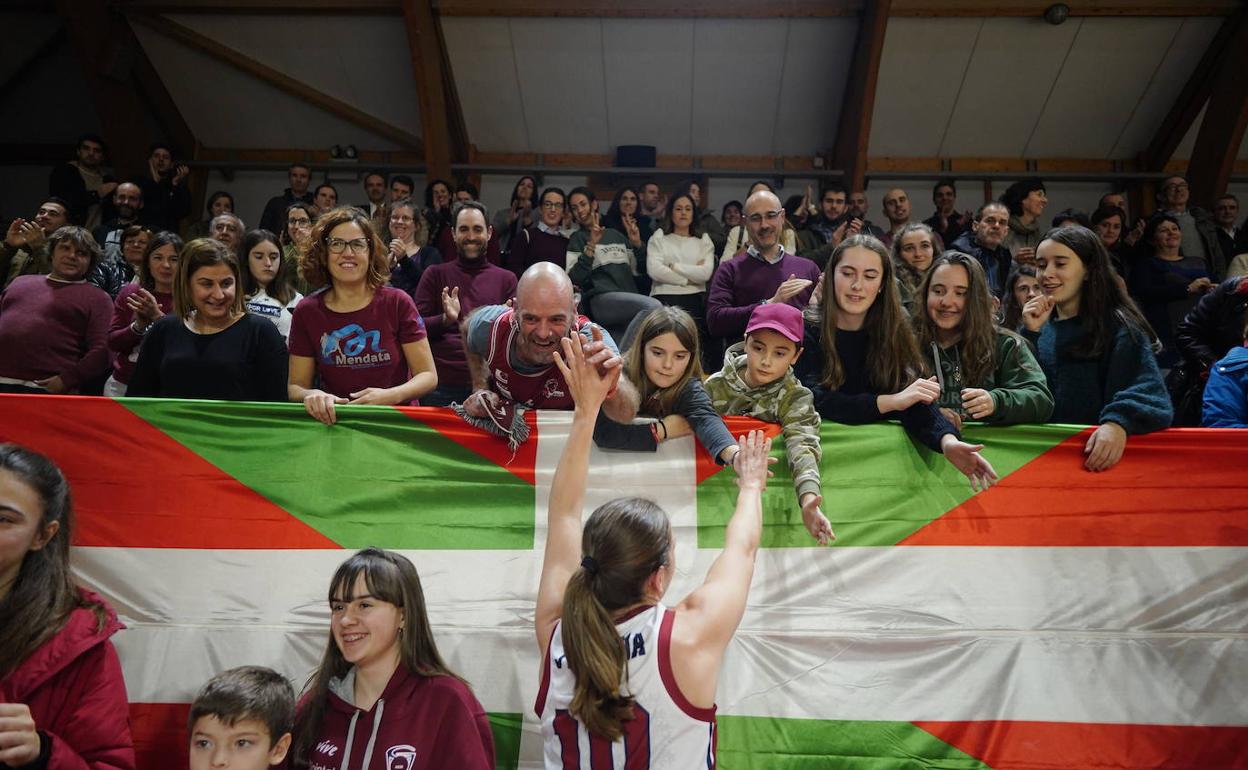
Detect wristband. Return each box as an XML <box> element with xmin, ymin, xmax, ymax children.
<box><xmin>130</xmin><ymin>319</ymin><xmax>150</xmax><ymax>336</ymax></box>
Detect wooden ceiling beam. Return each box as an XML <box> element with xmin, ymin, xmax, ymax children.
<box><xmin>832</xmin><ymin>0</ymin><xmax>891</xmax><ymax>193</ymax></box>
<box><xmin>0</xmin><ymin>28</ymin><xmax>66</xmax><ymax>106</ymax></box>
<box><xmin>401</xmin><ymin>0</ymin><xmax>467</xmax><ymax>181</ymax></box>
<box><xmin>130</xmin><ymin>13</ymin><xmax>423</xmax><ymax>151</ymax></box>
<box><xmin>1186</xmin><ymin>9</ymin><xmax>1248</xmax><ymax>209</ymax></box>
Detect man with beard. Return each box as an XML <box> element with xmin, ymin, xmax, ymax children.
<box><xmin>90</xmin><ymin>182</ymin><xmax>143</xmax><ymax>296</ymax></box>
<box><xmin>258</xmin><ymin>163</ymin><xmax>314</xmax><ymax>234</ymax></box>
<box><xmin>48</xmin><ymin>133</ymin><xmax>116</xmax><ymax>229</ymax></box>
<box><xmin>639</xmin><ymin>181</ymin><xmax>665</xmax><ymax>220</ymax></box>
<box><xmin>137</xmin><ymin>143</ymin><xmax>191</xmax><ymax>231</ymax></box>
<box><xmin>923</xmin><ymin>179</ymin><xmax>971</xmax><ymax>247</ymax></box>
<box><xmin>707</xmin><ymin>189</ymin><xmax>821</xmax><ymax>346</ymax></box>
<box><xmin>848</xmin><ymin>190</ymin><xmax>887</xmax><ymax>239</ymax></box>
<box><xmin>2</xmin><ymin>197</ymin><xmax>70</xmax><ymax>287</ymax></box>
<box><xmin>880</xmin><ymin>188</ymin><xmax>914</xmax><ymax>248</ymax></box>
<box><xmin>949</xmin><ymin>201</ymin><xmax>1013</xmax><ymax>297</ymax></box>
<box><xmin>413</xmin><ymin>202</ymin><xmax>518</xmax><ymax>406</ymax></box>
<box><xmin>461</xmin><ymin>262</ymin><xmax>639</xmax><ymax>435</ymax></box>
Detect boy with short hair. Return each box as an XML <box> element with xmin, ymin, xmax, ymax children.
<box><xmin>188</xmin><ymin>666</ymin><xmax>294</xmax><ymax>770</ymax></box>
<box><xmin>705</xmin><ymin>302</ymin><xmax>833</xmax><ymax>544</ymax></box>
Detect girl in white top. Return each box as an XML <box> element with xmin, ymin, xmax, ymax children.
<box><xmin>536</xmin><ymin>332</ymin><xmax>771</xmax><ymax>769</ymax></box>
<box><xmin>646</xmin><ymin>192</ymin><xmax>715</xmax><ymax>298</ymax></box>
<box><xmin>242</xmin><ymin>229</ymin><xmax>303</xmax><ymax>341</ymax></box>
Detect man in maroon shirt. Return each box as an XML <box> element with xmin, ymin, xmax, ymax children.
<box><xmin>414</xmin><ymin>201</ymin><xmax>518</xmax><ymax>406</ymax></box>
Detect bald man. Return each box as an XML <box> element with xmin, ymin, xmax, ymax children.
<box><xmin>706</xmin><ymin>190</ymin><xmax>821</xmax><ymax>342</ymax></box>
<box><xmin>462</xmin><ymin>262</ymin><xmax>639</xmax><ymax>422</ymax></box>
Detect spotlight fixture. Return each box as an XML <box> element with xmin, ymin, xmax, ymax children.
<box><xmin>329</xmin><ymin>144</ymin><xmax>343</xmax><ymax>159</ymax></box>
<box><xmin>1043</xmin><ymin>3</ymin><xmax>1070</xmax><ymax>25</ymax></box>
<box><xmin>344</xmin><ymin>144</ymin><xmax>358</xmax><ymax>160</ymax></box>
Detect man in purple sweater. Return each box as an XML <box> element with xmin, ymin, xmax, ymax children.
<box><xmin>414</xmin><ymin>201</ymin><xmax>518</xmax><ymax>406</ymax></box>
<box><xmin>706</xmin><ymin>190</ymin><xmax>821</xmax><ymax>347</ymax></box>
<box><xmin>506</xmin><ymin>187</ymin><xmax>569</xmax><ymax>277</ymax></box>
<box><xmin>0</xmin><ymin>226</ymin><xmax>112</xmax><ymax>394</ymax></box>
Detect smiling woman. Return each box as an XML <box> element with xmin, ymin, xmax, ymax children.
<box><xmin>127</xmin><ymin>238</ymin><xmax>289</xmax><ymax>401</ymax></box>
<box><xmin>105</xmin><ymin>231</ymin><xmax>183</xmax><ymax>396</ymax></box>
<box><xmin>290</xmin><ymin>548</ymin><xmax>494</xmax><ymax>770</ymax></box>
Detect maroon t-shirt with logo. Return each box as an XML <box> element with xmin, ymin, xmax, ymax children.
<box><xmin>288</xmin><ymin>286</ymin><xmax>427</xmax><ymax>401</ymax></box>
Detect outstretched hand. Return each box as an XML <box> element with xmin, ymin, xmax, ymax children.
<box><xmin>940</xmin><ymin>435</ymin><xmax>998</xmax><ymax>492</ymax></box>
<box><xmin>800</xmin><ymin>491</ymin><xmax>834</xmax><ymax>545</ymax></box>
<box><xmin>552</xmin><ymin>332</ymin><xmax>619</xmax><ymax>414</ymax></box>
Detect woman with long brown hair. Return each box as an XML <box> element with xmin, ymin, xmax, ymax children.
<box><xmin>804</xmin><ymin>234</ymin><xmax>996</xmax><ymax>489</ymax></box>
<box><xmin>536</xmin><ymin>333</ymin><xmax>771</xmax><ymax>766</ymax></box>
<box><xmin>290</xmin><ymin>548</ymin><xmax>493</xmax><ymax>769</ymax></box>
<box><xmin>913</xmin><ymin>251</ymin><xmax>1053</xmax><ymax>428</ymax></box>
<box><xmin>891</xmin><ymin>221</ymin><xmax>942</xmax><ymax>316</ymax></box>
<box><xmin>0</xmin><ymin>444</ymin><xmax>134</xmax><ymax>770</ymax></box>
<box><xmin>287</xmin><ymin>206</ymin><xmax>437</xmax><ymax>425</ymax></box>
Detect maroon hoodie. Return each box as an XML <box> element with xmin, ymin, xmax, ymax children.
<box><xmin>304</xmin><ymin>665</ymin><xmax>493</xmax><ymax>770</ymax></box>
<box><xmin>0</xmin><ymin>589</ymin><xmax>135</xmax><ymax>770</ymax></box>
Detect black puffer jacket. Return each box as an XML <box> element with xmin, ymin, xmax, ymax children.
<box><xmin>1175</xmin><ymin>274</ymin><xmax>1248</xmax><ymax>369</ymax></box>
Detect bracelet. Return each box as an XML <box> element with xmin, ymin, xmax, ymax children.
<box><xmin>130</xmin><ymin>320</ymin><xmax>149</xmax><ymax>336</ymax></box>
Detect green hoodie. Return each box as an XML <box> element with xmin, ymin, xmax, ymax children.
<box><xmin>705</xmin><ymin>341</ymin><xmax>822</xmax><ymax>499</ymax></box>
<box><xmin>567</xmin><ymin>227</ymin><xmax>640</xmax><ymax>300</ymax></box>
<box><xmin>927</xmin><ymin>330</ymin><xmax>1054</xmax><ymax>424</ymax></box>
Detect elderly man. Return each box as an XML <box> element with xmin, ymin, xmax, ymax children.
<box><xmin>461</xmin><ymin>263</ymin><xmax>639</xmax><ymax>438</ymax></box>
<box><xmin>949</xmin><ymin>201</ymin><xmax>1013</xmax><ymax>297</ymax></box>
<box><xmin>1158</xmin><ymin>174</ymin><xmax>1224</xmax><ymax>279</ymax></box>
<box><xmin>707</xmin><ymin>189</ymin><xmax>821</xmax><ymax>345</ymax></box>
<box><xmin>210</xmin><ymin>212</ymin><xmax>245</xmax><ymax>254</ymax></box>
<box><xmin>2</xmin><ymin>197</ymin><xmax>70</xmax><ymax>287</ymax></box>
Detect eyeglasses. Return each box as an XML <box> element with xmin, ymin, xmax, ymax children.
<box><xmin>288</xmin><ymin>218</ymin><xmax>312</xmax><ymax>228</ymax></box>
<box><xmin>327</xmin><ymin>237</ymin><xmax>369</xmax><ymax>254</ymax></box>
<box><xmin>390</xmin><ymin>215</ymin><xmax>414</xmax><ymax>223</ymax></box>
<box><xmin>541</xmin><ymin>201</ymin><xmax>565</xmax><ymax>210</ymax></box>
<box><xmin>745</xmin><ymin>210</ymin><xmax>783</xmax><ymax>225</ymax></box>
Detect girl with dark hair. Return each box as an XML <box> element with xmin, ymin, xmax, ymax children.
<box><xmin>891</xmin><ymin>222</ymin><xmax>942</xmax><ymax>316</ymax></box>
<box><xmin>913</xmin><ymin>252</ymin><xmax>1053</xmax><ymax>427</ymax></box>
<box><xmin>242</xmin><ymin>229</ymin><xmax>302</xmax><ymax>341</ymax></box>
<box><xmin>288</xmin><ymin>207</ymin><xmax>437</xmax><ymax>425</ymax></box>
<box><xmin>603</xmin><ymin>186</ymin><xmax>655</xmax><ymax>262</ymax></box>
<box><xmin>105</xmin><ymin>231</ymin><xmax>182</xmax><ymax>395</ymax></box>
<box><xmin>1129</xmin><ymin>214</ymin><xmax>1214</xmax><ymax>368</ymax></box>
<box><xmin>1022</xmin><ymin>226</ymin><xmax>1172</xmax><ymax>470</ymax></box>
<box><xmin>281</xmin><ymin>202</ymin><xmax>317</xmax><ymax>294</ymax></box>
<box><xmin>593</xmin><ymin>306</ymin><xmax>736</xmax><ymax>463</ymax></box>
<box><xmin>674</xmin><ymin>179</ymin><xmax>726</xmax><ymax>255</ymax></box>
<box><xmin>188</xmin><ymin>190</ymin><xmax>234</xmax><ymax>239</ymax></box>
<box><xmin>290</xmin><ymin>548</ymin><xmax>493</xmax><ymax>769</ymax></box>
<box><xmin>1090</xmin><ymin>205</ymin><xmax>1129</xmax><ymax>277</ymax></box>
<box><xmin>536</xmin><ymin>334</ymin><xmax>771</xmax><ymax>765</ymax></box>
<box><xmin>1001</xmin><ymin>264</ymin><xmax>1040</xmax><ymax>331</ymax></box>
<box><xmin>0</xmin><ymin>443</ymin><xmax>135</xmax><ymax>770</ymax></box>
<box><xmin>1000</xmin><ymin>178</ymin><xmax>1047</xmax><ymax>264</ymax></box>
<box><xmin>492</xmin><ymin>175</ymin><xmax>538</xmax><ymax>242</ymax></box>
<box><xmin>128</xmin><ymin>238</ymin><xmax>288</xmax><ymax>401</ymax></box>
<box><xmin>423</xmin><ymin>179</ymin><xmax>454</xmax><ymax>249</ymax></box>
<box><xmin>803</xmin><ymin>234</ymin><xmax>996</xmax><ymax>489</ymax></box>
<box><xmin>646</xmin><ymin>193</ymin><xmax>715</xmax><ymax>362</ymax></box>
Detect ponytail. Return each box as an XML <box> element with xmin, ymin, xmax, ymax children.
<box><xmin>559</xmin><ymin>497</ymin><xmax>671</xmax><ymax>740</ymax></box>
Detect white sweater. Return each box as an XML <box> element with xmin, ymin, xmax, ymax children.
<box><xmin>646</xmin><ymin>229</ymin><xmax>714</xmax><ymax>296</ymax></box>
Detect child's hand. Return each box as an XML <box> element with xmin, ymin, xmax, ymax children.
<box><xmin>732</xmin><ymin>430</ymin><xmax>772</xmax><ymax>491</ymax></box>
<box><xmin>800</xmin><ymin>492</ymin><xmax>834</xmax><ymax>545</ymax></box>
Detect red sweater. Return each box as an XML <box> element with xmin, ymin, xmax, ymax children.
<box><xmin>0</xmin><ymin>276</ymin><xmax>113</xmax><ymax>390</ymax></box>
<box><xmin>301</xmin><ymin>666</ymin><xmax>493</xmax><ymax>770</ymax></box>
<box><xmin>0</xmin><ymin>590</ymin><xmax>135</xmax><ymax>770</ymax></box>
<box><xmin>107</xmin><ymin>284</ymin><xmax>174</xmax><ymax>385</ymax></box>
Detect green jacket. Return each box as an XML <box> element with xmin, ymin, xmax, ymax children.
<box><xmin>567</xmin><ymin>227</ymin><xmax>640</xmax><ymax>300</ymax></box>
<box><xmin>1</xmin><ymin>243</ymin><xmax>50</xmax><ymax>288</ymax></box>
<box><xmin>928</xmin><ymin>330</ymin><xmax>1054</xmax><ymax>424</ymax></box>
<box><xmin>705</xmin><ymin>341</ymin><xmax>822</xmax><ymax>499</ymax></box>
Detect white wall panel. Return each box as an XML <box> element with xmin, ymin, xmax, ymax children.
<box><xmin>942</xmin><ymin>18</ymin><xmax>1081</xmax><ymax>157</ymax></box>
<box><xmin>167</xmin><ymin>14</ymin><xmax>421</xmax><ymax>134</ymax></box>
<box><xmin>1027</xmin><ymin>18</ymin><xmax>1181</xmax><ymax>158</ymax></box>
<box><xmin>690</xmin><ymin>19</ymin><xmax>788</xmax><ymax>155</ymax></box>
<box><xmin>773</xmin><ymin>18</ymin><xmax>857</xmax><ymax>156</ymax></box>
<box><xmin>601</xmin><ymin>19</ymin><xmax>695</xmax><ymax>155</ymax></box>
<box><xmin>442</xmin><ymin>18</ymin><xmax>529</xmax><ymax>153</ymax></box>
<box><xmin>511</xmin><ymin>18</ymin><xmax>609</xmax><ymax>154</ymax></box>
<box><xmin>871</xmin><ymin>18</ymin><xmax>982</xmax><ymax>157</ymax></box>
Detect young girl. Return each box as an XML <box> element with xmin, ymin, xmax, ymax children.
<box><xmin>1023</xmin><ymin>225</ymin><xmax>1172</xmax><ymax>471</ymax></box>
<box><xmin>242</xmin><ymin>229</ymin><xmax>303</xmax><ymax>341</ymax></box>
<box><xmin>804</xmin><ymin>234</ymin><xmax>997</xmax><ymax>490</ymax></box>
<box><xmin>1001</xmin><ymin>265</ymin><xmax>1040</xmax><ymax>331</ymax></box>
<box><xmin>106</xmin><ymin>231</ymin><xmax>182</xmax><ymax>396</ymax></box>
<box><xmin>287</xmin><ymin>207</ymin><xmax>438</xmax><ymax>425</ymax></box>
<box><xmin>891</xmin><ymin>222</ymin><xmax>941</xmax><ymax>316</ymax></box>
<box><xmin>0</xmin><ymin>444</ymin><xmax>135</xmax><ymax>770</ymax></box>
<box><xmin>592</xmin><ymin>306</ymin><xmax>736</xmax><ymax>464</ymax></box>
<box><xmin>291</xmin><ymin>548</ymin><xmax>493</xmax><ymax>769</ymax></box>
<box><xmin>537</xmin><ymin>334</ymin><xmax>771</xmax><ymax>767</ymax></box>
<box><xmin>913</xmin><ymin>252</ymin><xmax>1053</xmax><ymax>428</ymax></box>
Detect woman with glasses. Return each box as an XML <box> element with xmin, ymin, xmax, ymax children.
<box><xmin>386</xmin><ymin>197</ymin><xmax>441</xmax><ymax>297</ymax></box>
<box><xmin>506</xmin><ymin>186</ymin><xmax>570</xmax><ymax>277</ymax></box>
<box><xmin>281</xmin><ymin>202</ymin><xmax>317</xmax><ymax>294</ymax></box>
<box><xmin>288</xmin><ymin>207</ymin><xmax>438</xmax><ymax>425</ymax></box>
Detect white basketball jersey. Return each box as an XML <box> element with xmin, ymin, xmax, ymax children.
<box><xmin>536</xmin><ymin>603</ymin><xmax>717</xmax><ymax>769</ymax></box>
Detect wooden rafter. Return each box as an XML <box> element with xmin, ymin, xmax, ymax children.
<box><xmin>0</xmin><ymin>27</ymin><xmax>66</xmax><ymax>106</ymax></box>
<box><xmin>1187</xmin><ymin>8</ymin><xmax>1248</xmax><ymax>209</ymax></box>
<box><xmin>832</xmin><ymin>0</ymin><xmax>891</xmax><ymax>193</ymax></box>
<box><xmin>401</xmin><ymin>0</ymin><xmax>468</xmax><ymax>181</ymax></box>
<box><xmin>130</xmin><ymin>13</ymin><xmax>423</xmax><ymax>151</ymax></box>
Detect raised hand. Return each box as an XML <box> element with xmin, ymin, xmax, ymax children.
<box><xmin>552</xmin><ymin>332</ymin><xmax>619</xmax><ymax>413</ymax></box>
<box><xmin>441</xmin><ymin>286</ymin><xmax>461</xmax><ymax>324</ymax></box>
<box><xmin>771</xmin><ymin>274</ymin><xmax>814</xmax><ymax>304</ymax></box>
<box><xmin>1021</xmin><ymin>294</ymin><xmax>1055</xmax><ymax>332</ymax></box>
<box><xmin>126</xmin><ymin>288</ymin><xmax>163</xmax><ymax>324</ymax></box>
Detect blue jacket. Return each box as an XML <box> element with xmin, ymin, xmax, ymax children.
<box><xmin>1201</xmin><ymin>345</ymin><xmax>1248</xmax><ymax>428</ymax></box>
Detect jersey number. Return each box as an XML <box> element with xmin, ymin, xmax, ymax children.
<box><xmin>553</xmin><ymin>706</ymin><xmax>651</xmax><ymax>769</ymax></box>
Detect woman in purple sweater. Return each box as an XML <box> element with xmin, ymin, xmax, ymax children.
<box><xmin>0</xmin><ymin>226</ymin><xmax>112</xmax><ymax>395</ymax></box>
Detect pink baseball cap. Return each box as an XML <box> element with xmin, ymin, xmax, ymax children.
<box><xmin>746</xmin><ymin>302</ymin><xmax>803</xmax><ymax>343</ymax></box>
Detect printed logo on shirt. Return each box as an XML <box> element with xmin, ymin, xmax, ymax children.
<box><xmin>541</xmin><ymin>378</ymin><xmax>565</xmax><ymax>400</ymax></box>
<box><xmin>385</xmin><ymin>744</ymin><xmax>418</xmax><ymax>770</ymax></box>
<box><xmin>555</xmin><ymin>631</ymin><xmax>646</xmax><ymax>670</ymax></box>
<box><xmin>319</xmin><ymin>323</ymin><xmax>392</xmax><ymax>368</ymax></box>
<box><xmin>315</xmin><ymin>740</ymin><xmax>339</xmax><ymax>756</ymax></box>
<box><xmin>246</xmin><ymin>300</ymin><xmax>282</xmax><ymax>318</ymax></box>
